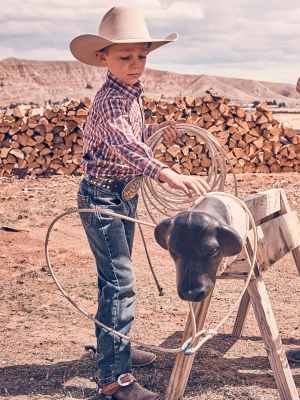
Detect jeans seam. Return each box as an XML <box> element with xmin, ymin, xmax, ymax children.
<box><xmin>98</xmin><ymin>374</ymin><xmax>117</xmax><ymax>386</ymax></box>
<box><xmin>98</xmin><ymin>213</ymin><xmax>121</xmax><ymax>376</ymax></box>
<box><xmin>80</xmin><ymin>184</ymin><xmax>137</xmax><ymax>384</ymax></box>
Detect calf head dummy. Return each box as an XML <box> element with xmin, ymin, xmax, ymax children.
<box><xmin>154</xmin><ymin>195</ymin><xmax>249</xmax><ymax>302</ymax></box>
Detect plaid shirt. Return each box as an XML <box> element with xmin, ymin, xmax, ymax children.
<box><xmin>81</xmin><ymin>71</ymin><xmax>165</xmax><ymax>181</ymax></box>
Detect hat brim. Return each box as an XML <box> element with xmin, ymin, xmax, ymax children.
<box><xmin>70</xmin><ymin>33</ymin><xmax>178</xmax><ymax>67</ymax></box>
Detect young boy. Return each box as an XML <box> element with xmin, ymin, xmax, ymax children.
<box><xmin>70</xmin><ymin>5</ymin><xmax>208</xmax><ymax>399</ymax></box>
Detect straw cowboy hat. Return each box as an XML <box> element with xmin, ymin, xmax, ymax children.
<box><xmin>70</xmin><ymin>5</ymin><xmax>178</xmax><ymax>67</ymax></box>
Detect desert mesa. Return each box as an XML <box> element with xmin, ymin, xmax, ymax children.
<box><xmin>0</xmin><ymin>57</ymin><xmax>300</xmax><ymax>108</ymax></box>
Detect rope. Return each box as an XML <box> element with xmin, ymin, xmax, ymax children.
<box><xmin>44</xmin><ymin>123</ymin><xmax>257</xmax><ymax>355</ymax></box>
<box><xmin>181</xmin><ymin>191</ymin><xmax>257</xmax><ymax>355</ymax></box>
<box><xmin>45</xmin><ymin>193</ymin><xmax>257</xmax><ymax>355</ymax></box>
<box><xmin>137</xmin><ymin>123</ymin><xmax>239</xmax><ymax>294</ymax></box>
<box><xmin>136</xmin><ymin>210</ymin><xmax>164</xmax><ymax>296</ymax></box>
<box><xmin>141</xmin><ymin>124</ymin><xmax>239</xmax><ymax>224</ymax></box>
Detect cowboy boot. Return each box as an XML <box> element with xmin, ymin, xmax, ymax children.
<box><xmin>112</xmin><ymin>381</ymin><xmax>159</xmax><ymax>399</ymax></box>
<box><xmin>131</xmin><ymin>347</ymin><xmax>156</xmax><ymax>368</ymax></box>
<box><xmin>84</xmin><ymin>345</ymin><xmax>156</xmax><ymax>368</ymax></box>
<box><xmin>98</xmin><ymin>373</ymin><xmax>159</xmax><ymax>399</ymax></box>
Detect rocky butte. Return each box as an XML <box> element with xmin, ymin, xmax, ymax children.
<box><xmin>0</xmin><ymin>58</ymin><xmax>300</xmax><ymax>108</ymax></box>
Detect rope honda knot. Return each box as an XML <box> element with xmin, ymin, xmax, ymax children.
<box><xmin>181</xmin><ymin>328</ymin><xmax>218</xmax><ymax>355</ymax></box>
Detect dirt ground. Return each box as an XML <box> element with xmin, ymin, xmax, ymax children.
<box><xmin>273</xmin><ymin>112</ymin><xmax>300</xmax><ymax>130</ymax></box>
<box><xmin>1</xmin><ymin>173</ymin><xmax>300</xmax><ymax>400</ymax></box>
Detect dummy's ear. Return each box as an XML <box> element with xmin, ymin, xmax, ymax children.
<box><xmin>154</xmin><ymin>218</ymin><xmax>173</xmax><ymax>250</ymax></box>
<box><xmin>217</xmin><ymin>224</ymin><xmax>243</xmax><ymax>257</ymax></box>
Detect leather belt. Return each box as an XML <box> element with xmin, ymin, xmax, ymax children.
<box><xmin>83</xmin><ymin>174</ymin><xmax>143</xmax><ymax>201</ymax></box>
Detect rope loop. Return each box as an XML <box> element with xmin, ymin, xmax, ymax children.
<box><xmin>45</xmin><ymin>124</ymin><xmax>258</xmax><ymax>356</ymax></box>
<box><xmin>142</xmin><ymin>123</ymin><xmax>239</xmax><ymax>224</ymax></box>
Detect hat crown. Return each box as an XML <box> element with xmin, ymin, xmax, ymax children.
<box><xmin>99</xmin><ymin>6</ymin><xmax>151</xmax><ymax>41</ymax></box>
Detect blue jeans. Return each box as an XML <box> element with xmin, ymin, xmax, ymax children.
<box><xmin>77</xmin><ymin>178</ymin><xmax>138</xmax><ymax>386</ymax></box>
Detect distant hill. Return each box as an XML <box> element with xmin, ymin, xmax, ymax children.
<box><xmin>0</xmin><ymin>57</ymin><xmax>299</xmax><ymax>108</ymax></box>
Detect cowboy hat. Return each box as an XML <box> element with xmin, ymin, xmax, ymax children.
<box><xmin>70</xmin><ymin>5</ymin><xmax>178</xmax><ymax>67</ymax></box>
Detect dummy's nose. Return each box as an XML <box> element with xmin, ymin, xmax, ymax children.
<box><xmin>178</xmin><ymin>286</ymin><xmax>210</xmax><ymax>302</ymax></box>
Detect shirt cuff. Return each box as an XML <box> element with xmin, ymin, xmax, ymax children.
<box><xmin>143</xmin><ymin>158</ymin><xmax>166</xmax><ymax>180</ymax></box>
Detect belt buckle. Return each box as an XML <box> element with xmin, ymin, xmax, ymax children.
<box><xmin>117</xmin><ymin>373</ymin><xmax>135</xmax><ymax>387</ymax></box>
<box><xmin>121</xmin><ymin>176</ymin><xmax>143</xmax><ymax>201</ymax></box>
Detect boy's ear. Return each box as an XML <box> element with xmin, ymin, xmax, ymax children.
<box><xmin>154</xmin><ymin>218</ymin><xmax>173</xmax><ymax>250</ymax></box>
<box><xmin>95</xmin><ymin>51</ymin><xmax>107</xmax><ymax>64</ymax></box>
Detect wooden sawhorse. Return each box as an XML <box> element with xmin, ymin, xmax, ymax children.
<box><xmin>165</xmin><ymin>188</ymin><xmax>300</xmax><ymax>400</ymax></box>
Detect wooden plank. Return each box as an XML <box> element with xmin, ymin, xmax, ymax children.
<box><xmin>232</xmin><ymin>290</ymin><xmax>251</xmax><ymax>338</ymax></box>
<box><xmin>230</xmin><ymin>237</ymin><xmax>261</xmax><ymax>336</ymax></box>
<box><xmin>165</xmin><ymin>292</ymin><xmax>213</xmax><ymax>400</ymax></box>
<box><xmin>230</xmin><ymin>189</ymin><xmax>300</xmax><ymax>337</ymax></box>
<box><xmin>221</xmin><ymin>248</ymin><xmax>252</xmax><ymax>277</ymax></box>
<box><xmin>222</xmin><ymin>211</ymin><xmax>300</xmax><ymax>277</ymax></box>
<box><xmin>280</xmin><ymin>190</ymin><xmax>300</xmax><ymax>275</ymax></box>
<box><xmin>247</xmin><ymin>278</ymin><xmax>299</xmax><ymax>400</ymax></box>
<box><xmin>247</xmin><ymin>211</ymin><xmax>300</xmax><ymax>269</ymax></box>
<box><xmin>243</xmin><ymin>189</ymin><xmax>281</xmax><ymax>222</ymax></box>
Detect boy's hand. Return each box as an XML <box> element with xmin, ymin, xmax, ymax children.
<box><xmin>155</xmin><ymin>120</ymin><xmax>178</xmax><ymax>142</ymax></box>
<box><xmin>159</xmin><ymin>168</ymin><xmax>209</xmax><ymax>197</ymax></box>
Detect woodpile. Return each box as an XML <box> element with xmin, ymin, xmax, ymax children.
<box><xmin>0</xmin><ymin>90</ymin><xmax>299</xmax><ymax>177</ymax></box>
<box><xmin>0</xmin><ymin>98</ymin><xmax>91</xmax><ymax>177</ymax></box>
<box><xmin>144</xmin><ymin>91</ymin><xmax>300</xmax><ymax>174</ymax></box>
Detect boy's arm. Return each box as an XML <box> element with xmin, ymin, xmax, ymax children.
<box><xmin>143</xmin><ymin>123</ymin><xmax>159</xmax><ymax>141</ymax></box>
<box><xmin>101</xmin><ymin>108</ymin><xmax>165</xmax><ymax>180</ymax></box>
<box><xmin>104</xmin><ymin>116</ymin><xmax>208</xmax><ymax>195</ymax></box>
<box><xmin>143</xmin><ymin>121</ymin><xmax>177</xmax><ymax>142</ymax></box>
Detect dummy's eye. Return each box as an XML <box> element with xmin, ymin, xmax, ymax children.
<box><xmin>207</xmin><ymin>247</ymin><xmax>219</xmax><ymax>257</ymax></box>
<box><xmin>168</xmin><ymin>244</ymin><xmax>178</xmax><ymax>259</ymax></box>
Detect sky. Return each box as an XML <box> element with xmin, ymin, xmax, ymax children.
<box><xmin>0</xmin><ymin>0</ymin><xmax>299</xmax><ymax>84</ymax></box>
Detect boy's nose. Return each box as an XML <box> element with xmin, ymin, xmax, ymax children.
<box><xmin>130</xmin><ymin>60</ymin><xmax>138</xmax><ymax>67</ymax></box>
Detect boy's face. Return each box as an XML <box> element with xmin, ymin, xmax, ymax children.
<box><xmin>96</xmin><ymin>43</ymin><xmax>149</xmax><ymax>85</ymax></box>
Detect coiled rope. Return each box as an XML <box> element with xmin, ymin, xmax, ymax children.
<box><xmin>138</xmin><ymin>123</ymin><xmax>239</xmax><ymax>291</ymax></box>
<box><xmin>45</xmin><ymin>124</ymin><xmax>258</xmax><ymax>355</ymax></box>
<box><xmin>141</xmin><ymin>124</ymin><xmax>239</xmax><ymax>224</ymax></box>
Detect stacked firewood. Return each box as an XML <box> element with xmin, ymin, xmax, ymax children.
<box><xmin>144</xmin><ymin>92</ymin><xmax>299</xmax><ymax>174</ymax></box>
<box><xmin>0</xmin><ymin>98</ymin><xmax>91</xmax><ymax>177</ymax></box>
<box><xmin>0</xmin><ymin>90</ymin><xmax>299</xmax><ymax>177</ymax></box>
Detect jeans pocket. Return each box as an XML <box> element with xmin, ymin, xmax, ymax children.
<box><xmin>77</xmin><ymin>193</ymin><xmax>93</xmax><ymax>230</ymax></box>
<box><xmin>93</xmin><ymin>191</ymin><xmax>123</xmax><ymax>208</ymax></box>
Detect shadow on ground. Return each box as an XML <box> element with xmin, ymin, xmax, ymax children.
<box><xmin>1</xmin><ymin>333</ymin><xmax>300</xmax><ymax>398</ymax></box>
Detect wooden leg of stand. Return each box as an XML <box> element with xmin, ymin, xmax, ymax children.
<box><xmin>280</xmin><ymin>190</ymin><xmax>300</xmax><ymax>274</ymax></box>
<box><xmin>164</xmin><ymin>292</ymin><xmax>213</xmax><ymax>400</ymax></box>
<box><xmin>247</xmin><ymin>278</ymin><xmax>299</xmax><ymax>400</ymax></box>
<box><xmin>232</xmin><ymin>289</ymin><xmax>250</xmax><ymax>338</ymax></box>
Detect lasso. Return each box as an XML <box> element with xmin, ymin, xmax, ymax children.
<box><xmin>45</xmin><ymin>124</ymin><xmax>257</xmax><ymax>355</ymax></box>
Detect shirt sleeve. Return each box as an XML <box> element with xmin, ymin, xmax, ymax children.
<box><xmin>143</xmin><ymin>123</ymin><xmax>156</xmax><ymax>141</ymax></box>
<box><xmin>100</xmin><ymin>98</ymin><xmax>165</xmax><ymax>180</ymax></box>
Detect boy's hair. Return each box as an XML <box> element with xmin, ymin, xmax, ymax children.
<box><xmin>100</xmin><ymin>42</ymin><xmax>152</xmax><ymax>54</ymax></box>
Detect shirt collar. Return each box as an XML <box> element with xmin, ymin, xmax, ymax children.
<box><xmin>104</xmin><ymin>71</ymin><xmax>143</xmax><ymax>101</ymax></box>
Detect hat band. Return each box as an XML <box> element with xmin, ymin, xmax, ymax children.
<box><xmin>101</xmin><ymin>35</ymin><xmax>153</xmax><ymax>42</ymax></box>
